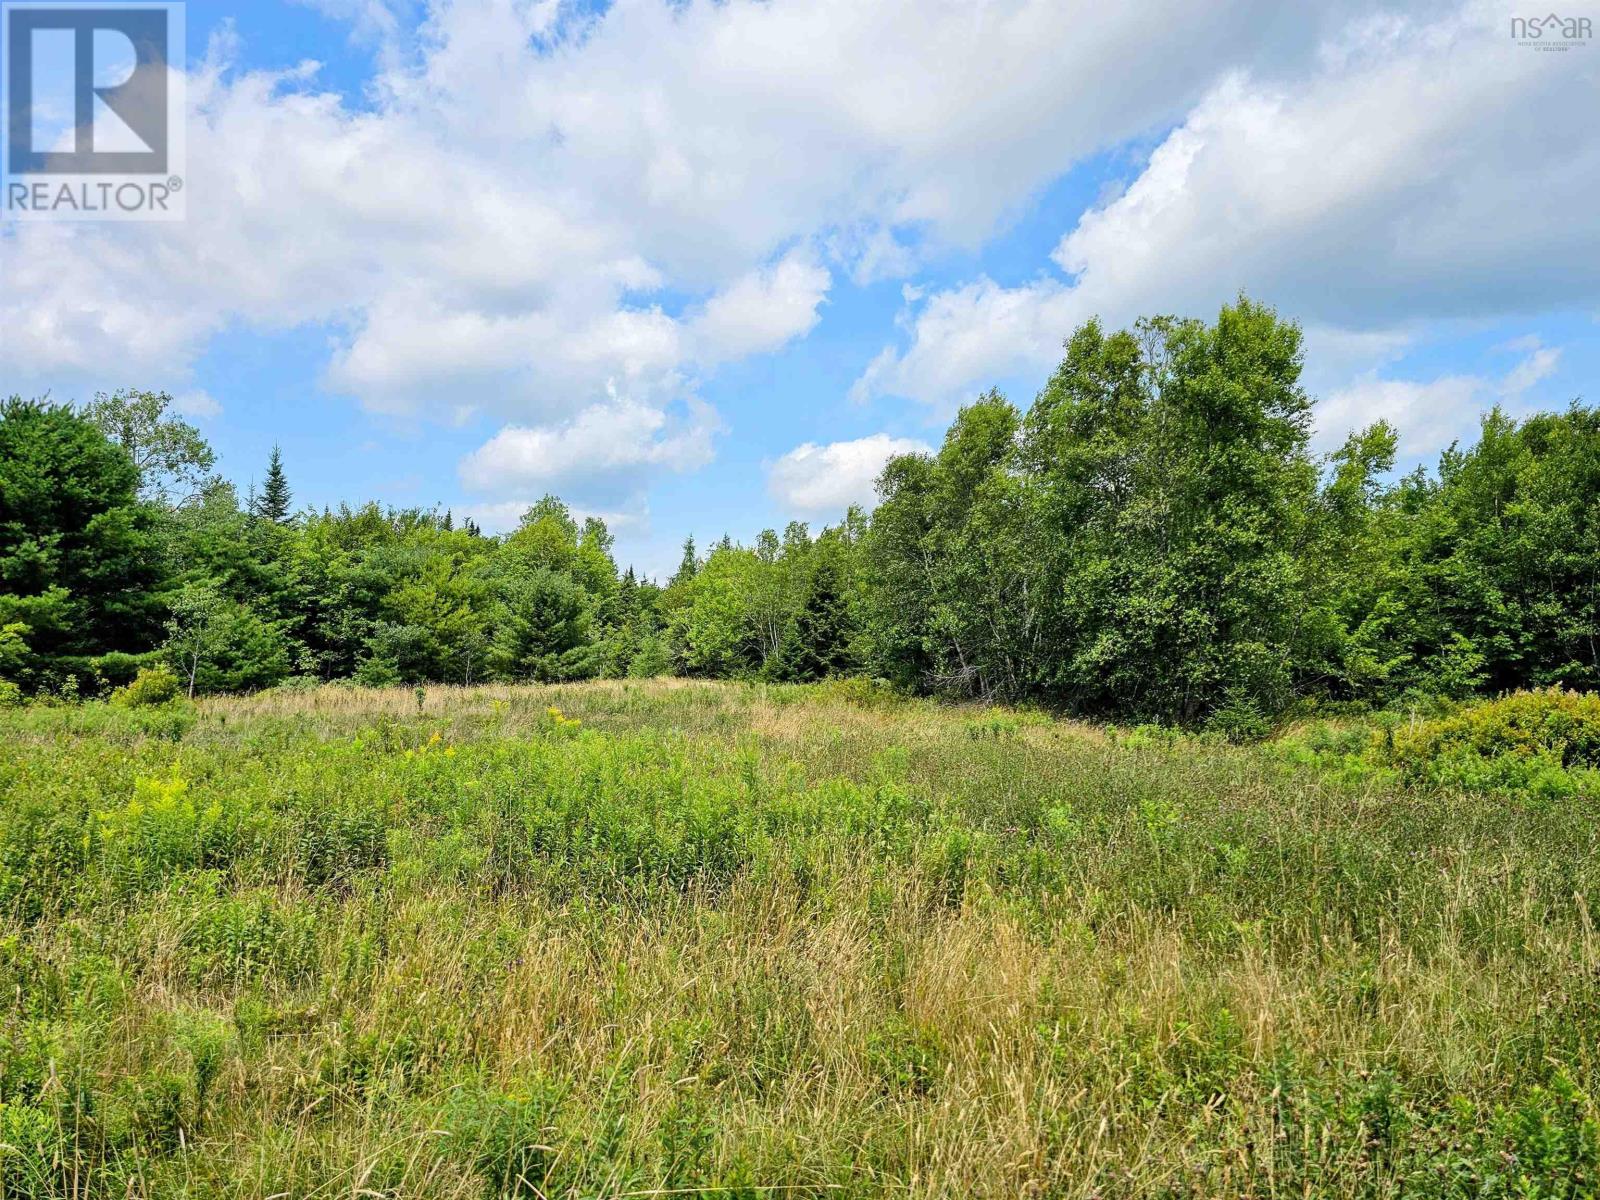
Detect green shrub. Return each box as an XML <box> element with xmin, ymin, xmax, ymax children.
<box><xmin>1390</xmin><ymin>688</ymin><xmax>1600</xmax><ymax>795</ymax></box>
<box><xmin>181</xmin><ymin>890</ymin><xmax>320</xmax><ymax>984</ymax></box>
<box><xmin>1205</xmin><ymin>687</ymin><xmax>1274</xmax><ymax>744</ymax></box>
<box><xmin>354</xmin><ymin>655</ymin><xmax>403</xmax><ymax>687</ymax></box>
<box><xmin>0</xmin><ymin>680</ymin><xmax>22</xmax><ymax>708</ymax></box>
<box><xmin>626</xmin><ymin>632</ymin><xmax>674</xmax><ymax>678</ymax></box>
<box><xmin>91</xmin><ymin>650</ymin><xmax>164</xmax><ymax>690</ymax></box>
<box><xmin>106</xmin><ymin>1070</ymin><xmax>188</xmax><ymax>1153</ymax></box>
<box><xmin>1394</xmin><ymin>688</ymin><xmax>1600</xmax><ymax>768</ymax></box>
<box><xmin>111</xmin><ymin>665</ymin><xmax>183</xmax><ymax>707</ymax></box>
<box><xmin>172</xmin><ymin>1009</ymin><xmax>234</xmax><ymax>1117</ymax></box>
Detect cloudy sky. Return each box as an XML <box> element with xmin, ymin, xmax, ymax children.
<box><xmin>2</xmin><ymin>0</ymin><xmax>1596</xmax><ymax>576</ymax></box>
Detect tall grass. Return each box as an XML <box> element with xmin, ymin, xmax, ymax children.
<box><xmin>2</xmin><ymin>680</ymin><xmax>1598</xmax><ymax>1197</ymax></box>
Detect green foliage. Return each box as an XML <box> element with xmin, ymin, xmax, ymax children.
<box><xmin>866</xmin><ymin>301</ymin><xmax>1319</xmax><ymax>719</ymax></box>
<box><xmin>0</xmin><ymin>620</ymin><xmax>30</xmax><ymax>683</ymax></box>
<box><xmin>171</xmin><ymin>1008</ymin><xmax>233</xmax><ymax>1115</ymax></box>
<box><xmin>444</xmin><ymin>1079</ymin><xmax>566</xmax><ymax>1196</ymax></box>
<box><xmin>82</xmin><ymin>388</ymin><xmax>217</xmax><ymax>506</ymax></box>
<box><xmin>861</xmin><ymin>303</ymin><xmax>1600</xmax><ymax>724</ymax></box>
<box><xmin>1390</xmin><ymin>688</ymin><xmax>1600</xmax><ymax>795</ymax></box>
<box><xmin>669</xmin><ymin>546</ymin><xmax>765</xmax><ymax>676</ymax></box>
<box><xmin>110</xmin><ymin>665</ymin><xmax>182</xmax><ymax>707</ymax></box>
<box><xmin>94</xmin><ymin>768</ymin><xmax>245</xmax><ymax>891</ymax></box>
<box><xmin>490</xmin><ymin>566</ymin><xmax>599</xmax><ymax>682</ymax></box>
<box><xmin>9</xmin><ymin>296</ymin><xmax>1599</xmax><ymax>725</ymax></box>
<box><xmin>0</xmin><ymin>1099</ymin><xmax>63</xmax><ymax>1198</ymax></box>
<box><xmin>1205</xmin><ymin>686</ymin><xmax>1275</xmax><ymax>743</ymax></box>
<box><xmin>625</xmin><ymin>630</ymin><xmax>673</xmax><ymax>678</ymax></box>
<box><xmin>1396</xmin><ymin>688</ymin><xmax>1600</xmax><ymax>768</ymax></box>
<box><xmin>163</xmin><ymin>581</ymin><xmax>290</xmax><ymax>695</ymax></box>
<box><xmin>89</xmin><ymin>648</ymin><xmax>165</xmax><ymax>690</ymax></box>
<box><xmin>0</xmin><ymin>396</ymin><xmax>164</xmax><ymax>686</ymax></box>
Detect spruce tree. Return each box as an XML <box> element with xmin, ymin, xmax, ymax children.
<box><xmin>256</xmin><ymin>445</ymin><xmax>293</xmax><ymax>524</ymax></box>
<box><xmin>782</xmin><ymin>558</ymin><xmax>855</xmax><ymax>681</ymax></box>
<box><xmin>670</xmin><ymin>537</ymin><xmax>698</xmax><ymax>588</ymax></box>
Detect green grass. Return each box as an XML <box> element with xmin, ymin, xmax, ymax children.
<box><xmin>3</xmin><ymin>679</ymin><xmax>1600</xmax><ymax>1197</ymax></box>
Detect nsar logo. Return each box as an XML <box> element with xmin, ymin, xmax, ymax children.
<box><xmin>1510</xmin><ymin>12</ymin><xmax>1593</xmax><ymax>50</ymax></box>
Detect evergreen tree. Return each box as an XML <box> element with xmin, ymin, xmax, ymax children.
<box><xmin>0</xmin><ymin>397</ymin><xmax>165</xmax><ymax>687</ymax></box>
<box><xmin>671</xmin><ymin>537</ymin><xmax>698</xmax><ymax>588</ymax></box>
<box><xmin>489</xmin><ymin>567</ymin><xmax>596</xmax><ymax>682</ymax></box>
<box><xmin>781</xmin><ymin>557</ymin><xmax>856</xmax><ymax>681</ymax></box>
<box><xmin>256</xmin><ymin>445</ymin><xmax>293</xmax><ymax>524</ymax></box>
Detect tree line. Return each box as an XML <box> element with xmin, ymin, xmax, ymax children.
<box><xmin>2</xmin><ymin>297</ymin><xmax>1595</xmax><ymax>727</ymax></box>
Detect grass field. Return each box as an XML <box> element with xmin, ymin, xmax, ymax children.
<box><xmin>3</xmin><ymin>680</ymin><xmax>1599</xmax><ymax>1198</ymax></box>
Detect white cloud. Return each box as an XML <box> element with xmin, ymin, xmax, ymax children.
<box><xmin>689</xmin><ymin>251</ymin><xmax>831</xmax><ymax>361</ymax></box>
<box><xmin>0</xmin><ymin>0</ymin><xmax>1347</xmax><ymax>466</ymax></box>
<box><xmin>855</xmin><ymin>2</ymin><xmax>1600</xmax><ymax>410</ymax></box>
<box><xmin>171</xmin><ymin>389</ymin><xmax>223</xmax><ymax>419</ymax></box>
<box><xmin>459</xmin><ymin>395</ymin><xmax>722</xmax><ymax>497</ymax></box>
<box><xmin>291</xmin><ymin>0</ymin><xmax>408</xmax><ymax>44</ymax></box>
<box><xmin>1501</xmin><ymin>342</ymin><xmax>1561</xmax><ymax>396</ymax></box>
<box><xmin>1315</xmin><ymin>372</ymin><xmax>1486</xmax><ymax>457</ymax></box>
<box><xmin>1315</xmin><ymin>338</ymin><xmax>1563</xmax><ymax>456</ymax></box>
<box><xmin>767</xmin><ymin>433</ymin><xmax>932</xmax><ymax>515</ymax></box>
<box><xmin>848</xmin><ymin>275</ymin><xmax>1078</xmax><ymax>409</ymax></box>
<box><xmin>6</xmin><ymin>0</ymin><xmax>1589</xmax><ymax>518</ymax></box>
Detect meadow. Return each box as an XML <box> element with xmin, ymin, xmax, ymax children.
<box><xmin>3</xmin><ymin>679</ymin><xmax>1599</xmax><ymax>1198</ymax></box>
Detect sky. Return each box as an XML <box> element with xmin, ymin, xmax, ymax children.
<box><xmin>1</xmin><ymin>0</ymin><xmax>1597</xmax><ymax>579</ymax></box>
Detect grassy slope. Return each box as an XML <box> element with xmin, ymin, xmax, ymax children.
<box><xmin>2</xmin><ymin>680</ymin><xmax>1599</xmax><ymax>1198</ymax></box>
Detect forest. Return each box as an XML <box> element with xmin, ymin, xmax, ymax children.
<box><xmin>3</xmin><ymin>298</ymin><xmax>1597</xmax><ymax>730</ymax></box>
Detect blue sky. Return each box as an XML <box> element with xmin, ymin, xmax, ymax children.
<box><xmin>2</xmin><ymin>0</ymin><xmax>1597</xmax><ymax>578</ymax></box>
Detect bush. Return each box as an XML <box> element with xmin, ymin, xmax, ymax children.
<box><xmin>0</xmin><ymin>680</ymin><xmax>22</xmax><ymax>709</ymax></box>
<box><xmin>626</xmin><ymin>632</ymin><xmax>674</xmax><ymax>679</ymax></box>
<box><xmin>1205</xmin><ymin>687</ymin><xmax>1274</xmax><ymax>744</ymax></box>
<box><xmin>0</xmin><ymin>1099</ymin><xmax>64</xmax><ymax>1198</ymax></box>
<box><xmin>1390</xmin><ymin>688</ymin><xmax>1600</xmax><ymax>795</ymax></box>
<box><xmin>91</xmin><ymin>650</ymin><xmax>164</xmax><ymax>690</ymax></box>
<box><xmin>354</xmin><ymin>654</ymin><xmax>403</xmax><ymax>687</ymax></box>
<box><xmin>1393</xmin><ymin>688</ymin><xmax>1600</xmax><ymax>767</ymax></box>
<box><xmin>111</xmin><ymin>666</ymin><xmax>182</xmax><ymax>707</ymax></box>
